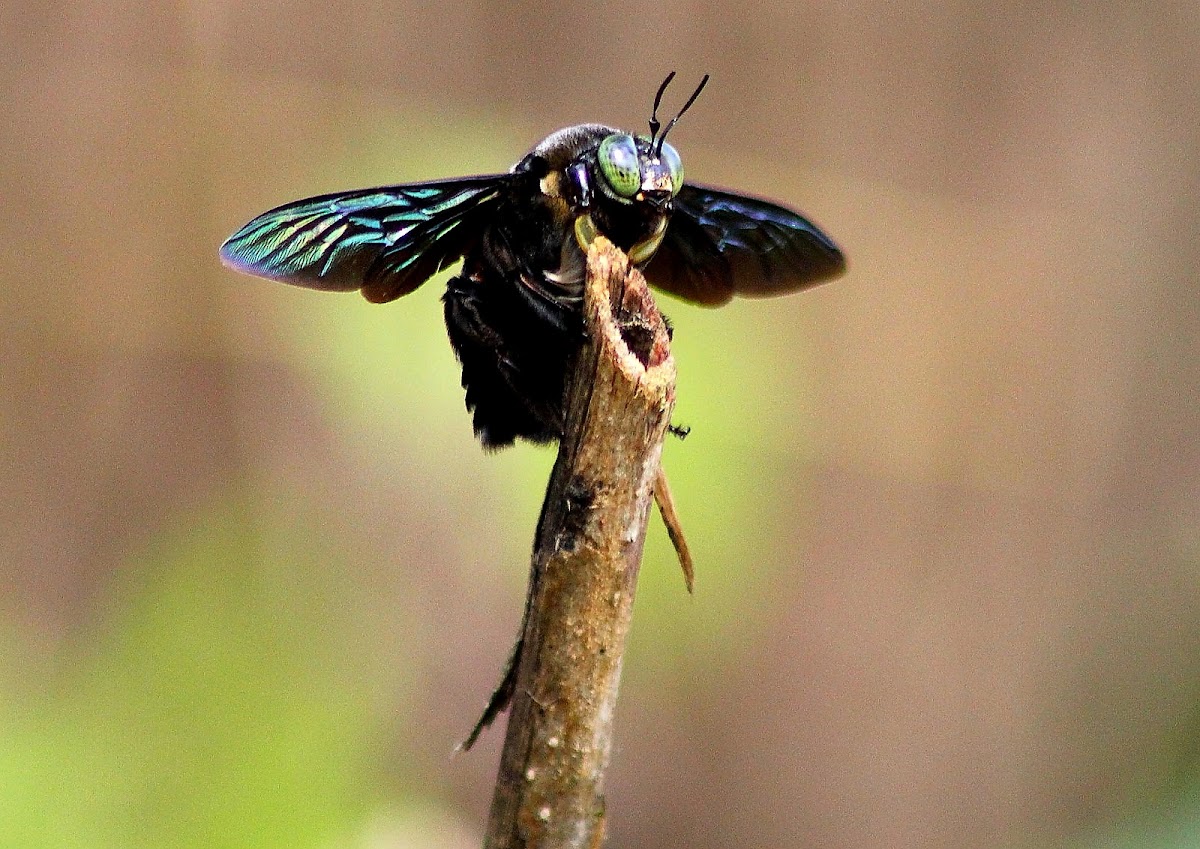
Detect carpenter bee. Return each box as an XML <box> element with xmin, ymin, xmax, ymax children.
<box><xmin>220</xmin><ymin>74</ymin><xmax>845</xmax><ymax>447</ymax></box>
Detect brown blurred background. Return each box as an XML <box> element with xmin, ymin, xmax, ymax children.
<box><xmin>4</xmin><ymin>2</ymin><xmax>1199</xmax><ymax>847</ymax></box>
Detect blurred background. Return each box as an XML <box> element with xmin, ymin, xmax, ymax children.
<box><xmin>3</xmin><ymin>2</ymin><xmax>1199</xmax><ymax>847</ymax></box>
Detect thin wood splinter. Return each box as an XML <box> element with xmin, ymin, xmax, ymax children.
<box><xmin>654</xmin><ymin>467</ymin><xmax>695</xmax><ymax>592</ymax></box>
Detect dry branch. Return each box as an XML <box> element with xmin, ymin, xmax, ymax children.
<box><xmin>482</xmin><ymin>237</ymin><xmax>676</xmax><ymax>849</ymax></box>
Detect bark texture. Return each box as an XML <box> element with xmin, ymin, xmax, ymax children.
<box><xmin>483</xmin><ymin>237</ymin><xmax>676</xmax><ymax>849</ymax></box>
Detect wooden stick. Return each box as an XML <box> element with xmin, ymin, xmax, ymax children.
<box><xmin>482</xmin><ymin>237</ymin><xmax>676</xmax><ymax>849</ymax></box>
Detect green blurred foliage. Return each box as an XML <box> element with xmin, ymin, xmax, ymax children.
<box><xmin>0</xmin><ymin>499</ymin><xmax>399</xmax><ymax>847</ymax></box>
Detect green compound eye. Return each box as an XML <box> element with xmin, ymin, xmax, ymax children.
<box><xmin>658</xmin><ymin>141</ymin><xmax>684</xmax><ymax>196</ymax></box>
<box><xmin>597</xmin><ymin>133</ymin><xmax>641</xmax><ymax>198</ymax></box>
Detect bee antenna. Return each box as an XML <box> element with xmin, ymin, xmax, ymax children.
<box><xmin>655</xmin><ymin>73</ymin><xmax>709</xmax><ymax>156</ymax></box>
<box><xmin>648</xmin><ymin>71</ymin><xmax>676</xmax><ymax>143</ymax></box>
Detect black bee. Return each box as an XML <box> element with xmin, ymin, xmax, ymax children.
<box><xmin>220</xmin><ymin>75</ymin><xmax>845</xmax><ymax>446</ymax></box>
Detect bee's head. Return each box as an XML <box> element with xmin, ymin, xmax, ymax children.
<box><xmin>591</xmin><ymin>72</ymin><xmax>709</xmax><ymax>210</ymax></box>
<box><xmin>592</xmin><ymin>132</ymin><xmax>683</xmax><ymax>210</ymax></box>
<box><xmin>568</xmin><ymin>73</ymin><xmax>709</xmax><ymax>263</ymax></box>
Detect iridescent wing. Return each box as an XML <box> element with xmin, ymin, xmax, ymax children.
<box><xmin>220</xmin><ymin>175</ymin><xmax>510</xmax><ymax>303</ymax></box>
<box><xmin>648</xmin><ymin>183</ymin><xmax>846</xmax><ymax>306</ymax></box>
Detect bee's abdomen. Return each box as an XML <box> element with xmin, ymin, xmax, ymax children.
<box><xmin>442</xmin><ymin>266</ymin><xmax>577</xmax><ymax>448</ymax></box>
